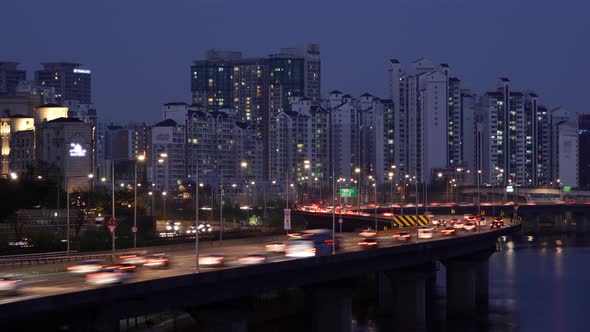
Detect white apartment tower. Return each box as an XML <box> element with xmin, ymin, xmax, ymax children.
<box><xmin>389</xmin><ymin>58</ymin><xmax>449</xmax><ymax>183</ymax></box>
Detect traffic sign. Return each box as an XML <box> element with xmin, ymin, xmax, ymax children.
<box><xmin>480</xmin><ymin>210</ymin><xmax>486</xmax><ymax>216</ymax></box>
<box><xmin>451</xmin><ymin>209</ymin><xmax>456</xmax><ymax>215</ymax></box>
<box><xmin>131</xmin><ymin>226</ymin><xmax>138</xmax><ymax>233</ymax></box>
<box><xmin>338</xmin><ymin>218</ymin><xmax>343</xmax><ymax>224</ymax></box>
<box><xmin>107</xmin><ymin>217</ymin><xmax>117</xmax><ymax>234</ymax></box>
<box><xmin>514</xmin><ymin>204</ymin><xmax>519</xmax><ymax>211</ymax></box>
<box><xmin>563</xmin><ymin>186</ymin><xmax>572</xmax><ymax>193</ymax></box>
<box><xmin>506</xmin><ymin>185</ymin><xmax>514</xmax><ymax>193</ymax></box>
<box><xmin>284</xmin><ymin>209</ymin><xmax>291</xmax><ymax>230</ymax></box>
<box><xmin>500</xmin><ymin>211</ymin><xmax>505</xmax><ymax>217</ymax></box>
<box><xmin>340</xmin><ymin>188</ymin><xmax>357</xmax><ymax>198</ymax></box>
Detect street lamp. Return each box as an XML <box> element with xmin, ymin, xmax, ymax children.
<box><xmin>413</xmin><ymin>176</ymin><xmax>418</xmax><ymax>221</ymax></box>
<box><xmin>9</xmin><ymin>172</ymin><xmax>17</xmax><ymax>180</ymax></box>
<box><xmin>153</xmin><ymin>152</ymin><xmax>167</xmax><ymax>218</ymax></box>
<box><xmin>389</xmin><ymin>169</ymin><xmax>395</xmax><ymax>230</ymax></box>
<box><xmin>337</xmin><ymin>178</ymin><xmax>343</xmax><ymax>233</ymax></box>
<box><xmin>354</xmin><ymin>167</ymin><xmax>361</xmax><ymax>210</ymax></box>
<box><xmin>133</xmin><ymin>154</ymin><xmax>146</xmax><ymax>248</ymax></box>
<box><xmin>372</xmin><ymin>182</ymin><xmax>377</xmax><ymax>230</ymax></box>
<box><xmin>477</xmin><ymin>170</ymin><xmax>482</xmax><ymax>216</ymax></box>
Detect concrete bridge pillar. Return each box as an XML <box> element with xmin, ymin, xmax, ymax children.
<box><xmin>188</xmin><ymin>298</ymin><xmax>253</xmax><ymax>332</ymax></box>
<box><xmin>383</xmin><ymin>263</ymin><xmax>437</xmax><ymax>331</ymax></box>
<box><xmin>576</xmin><ymin>215</ymin><xmax>588</xmax><ymax>233</ymax></box>
<box><xmin>309</xmin><ymin>285</ymin><xmax>353</xmax><ymax>332</ymax></box>
<box><xmin>531</xmin><ymin>215</ymin><xmax>541</xmax><ymax>233</ymax></box>
<box><xmin>444</xmin><ymin>250</ymin><xmax>493</xmax><ymax>319</ymax></box>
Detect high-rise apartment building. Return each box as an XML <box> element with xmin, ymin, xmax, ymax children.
<box><xmin>480</xmin><ymin>79</ymin><xmax>552</xmax><ymax>187</ymax></box>
<box><xmin>448</xmin><ymin>77</ymin><xmax>478</xmax><ymax>183</ymax></box>
<box><xmin>549</xmin><ymin>107</ymin><xmax>579</xmax><ymax>188</ymax></box>
<box><xmin>0</xmin><ymin>62</ymin><xmax>26</xmax><ymax>96</ymax></box>
<box><xmin>389</xmin><ymin>58</ymin><xmax>449</xmax><ymax>183</ymax></box>
<box><xmin>191</xmin><ymin>44</ymin><xmax>320</xmax><ymax>181</ymax></box>
<box><xmin>35</xmin><ymin>63</ymin><xmax>91</xmax><ymax>104</ymax></box>
<box><xmin>579</xmin><ymin>114</ymin><xmax>590</xmax><ymax>188</ymax></box>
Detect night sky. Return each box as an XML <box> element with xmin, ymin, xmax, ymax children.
<box><xmin>1</xmin><ymin>0</ymin><xmax>588</xmax><ymax>122</ymax></box>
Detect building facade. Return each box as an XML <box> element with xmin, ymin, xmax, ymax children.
<box><xmin>0</xmin><ymin>62</ymin><xmax>26</xmax><ymax>96</ymax></box>
<box><xmin>35</xmin><ymin>63</ymin><xmax>91</xmax><ymax>105</ymax></box>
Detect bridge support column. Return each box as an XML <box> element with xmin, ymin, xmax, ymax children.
<box><xmin>531</xmin><ymin>215</ymin><xmax>541</xmax><ymax>233</ymax></box>
<box><xmin>307</xmin><ymin>283</ymin><xmax>353</xmax><ymax>332</ymax></box>
<box><xmin>188</xmin><ymin>298</ymin><xmax>252</xmax><ymax>332</ymax></box>
<box><xmin>444</xmin><ymin>250</ymin><xmax>493</xmax><ymax>319</ymax></box>
<box><xmin>384</xmin><ymin>263</ymin><xmax>436</xmax><ymax>331</ymax></box>
<box><xmin>576</xmin><ymin>215</ymin><xmax>588</xmax><ymax>233</ymax></box>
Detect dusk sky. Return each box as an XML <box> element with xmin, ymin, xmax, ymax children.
<box><xmin>1</xmin><ymin>0</ymin><xmax>588</xmax><ymax>122</ymax></box>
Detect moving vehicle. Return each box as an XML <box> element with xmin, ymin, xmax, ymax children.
<box><xmin>463</xmin><ymin>222</ymin><xmax>477</xmax><ymax>231</ymax></box>
<box><xmin>359</xmin><ymin>229</ymin><xmax>377</xmax><ymax>237</ymax></box>
<box><xmin>418</xmin><ymin>227</ymin><xmax>434</xmax><ymax>239</ymax></box>
<box><xmin>463</xmin><ymin>214</ymin><xmax>476</xmax><ymax>222</ymax></box>
<box><xmin>199</xmin><ymin>254</ymin><xmax>225</xmax><ymax>268</ymax></box>
<box><xmin>453</xmin><ymin>220</ymin><xmax>465</xmax><ymax>229</ymax></box>
<box><xmin>440</xmin><ymin>227</ymin><xmax>456</xmax><ymax>235</ymax></box>
<box><xmin>118</xmin><ymin>252</ymin><xmax>147</xmax><ymax>265</ymax></box>
<box><xmin>285</xmin><ymin>240</ymin><xmax>317</xmax><ymax>258</ymax></box>
<box><xmin>67</xmin><ymin>260</ymin><xmax>103</xmax><ymax>274</ymax></box>
<box><xmin>357</xmin><ymin>238</ymin><xmax>379</xmax><ymax>249</ymax></box>
<box><xmin>0</xmin><ymin>277</ymin><xmax>22</xmax><ymax>295</ymax></box>
<box><xmin>236</xmin><ymin>254</ymin><xmax>268</xmax><ymax>265</ymax></box>
<box><xmin>298</xmin><ymin>229</ymin><xmax>336</xmax><ymax>255</ymax></box>
<box><xmin>477</xmin><ymin>217</ymin><xmax>487</xmax><ymax>227</ymax></box>
<box><xmin>103</xmin><ymin>263</ymin><xmax>137</xmax><ymax>274</ymax></box>
<box><xmin>392</xmin><ymin>231</ymin><xmax>411</xmax><ymax>241</ymax></box>
<box><xmin>144</xmin><ymin>254</ymin><xmax>171</xmax><ymax>268</ymax></box>
<box><xmin>85</xmin><ymin>269</ymin><xmax>132</xmax><ymax>286</ymax></box>
<box><xmin>491</xmin><ymin>218</ymin><xmax>504</xmax><ymax>229</ymax></box>
<box><xmin>431</xmin><ymin>219</ymin><xmax>443</xmax><ymax>227</ymax></box>
<box><xmin>265</xmin><ymin>242</ymin><xmax>286</xmax><ymax>253</ymax></box>
<box><xmin>493</xmin><ymin>217</ymin><xmax>505</xmax><ymax>226</ymax></box>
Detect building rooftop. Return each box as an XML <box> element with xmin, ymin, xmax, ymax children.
<box><xmin>46</xmin><ymin>117</ymin><xmax>84</xmax><ymax>123</ymax></box>
<box><xmin>153</xmin><ymin>119</ymin><xmax>178</xmax><ymax>127</ymax></box>
<box><xmin>36</xmin><ymin>103</ymin><xmax>65</xmax><ymax>108</ymax></box>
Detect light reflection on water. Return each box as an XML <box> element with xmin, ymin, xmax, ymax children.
<box><xmin>351</xmin><ymin>234</ymin><xmax>590</xmax><ymax>331</ymax></box>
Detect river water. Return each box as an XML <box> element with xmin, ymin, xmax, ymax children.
<box><xmin>352</xmin><ymin>233</ymin><xmax>590</xmax><ymax>332</ymax></box>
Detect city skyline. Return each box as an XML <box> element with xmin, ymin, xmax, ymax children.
<box><xmin>1</xmin><ymin>0</ymin><xmax>589</xmax><ymax>122</ymax></box>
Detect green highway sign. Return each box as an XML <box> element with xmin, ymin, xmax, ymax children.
<box><xmin>340</xmin><ymin>188</ymin><xmax>357</xmax><ymax>198</ymax></box>
<box><xmin>563</xmin><ymin>186</ymin><xmax>572</xmax><ymax>193</ymax></box>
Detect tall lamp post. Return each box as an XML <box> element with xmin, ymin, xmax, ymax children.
<box><xmin>337</xmin><ymin>178</ymin><xmax>343</xmax><ymax>233</ymax></box>
<box><xmin>372</xmin><ymin>182</ymin><xmax>377</xmax><ymax>230</ymax></box>
<box><xmin>388</xmin><ymin>169</ymin><xmax>395</xmax><ymax>230</ymax></box>
<box><xmin>194</xmin><ymin>150</ymin><xmax>200</xmax><ymax>273</ymax></box>
<box><xmin>354</xmin><ymin>167</ymin><xmax>361</xmax><ymax>211</ymax></box>
<box><xmin>477</xmin><ymin>169</ymin><xmax>482</xmax><ymax>215</ymax></box>
<box><xmin>133</xmin><ymin>154</ymin><xmax>146</xmax><ymax>248</ymax></box>
<box><xmin>413</xmin><ymin>176</ymin><xmax>418</xmax><ymax>221</ymax></box>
